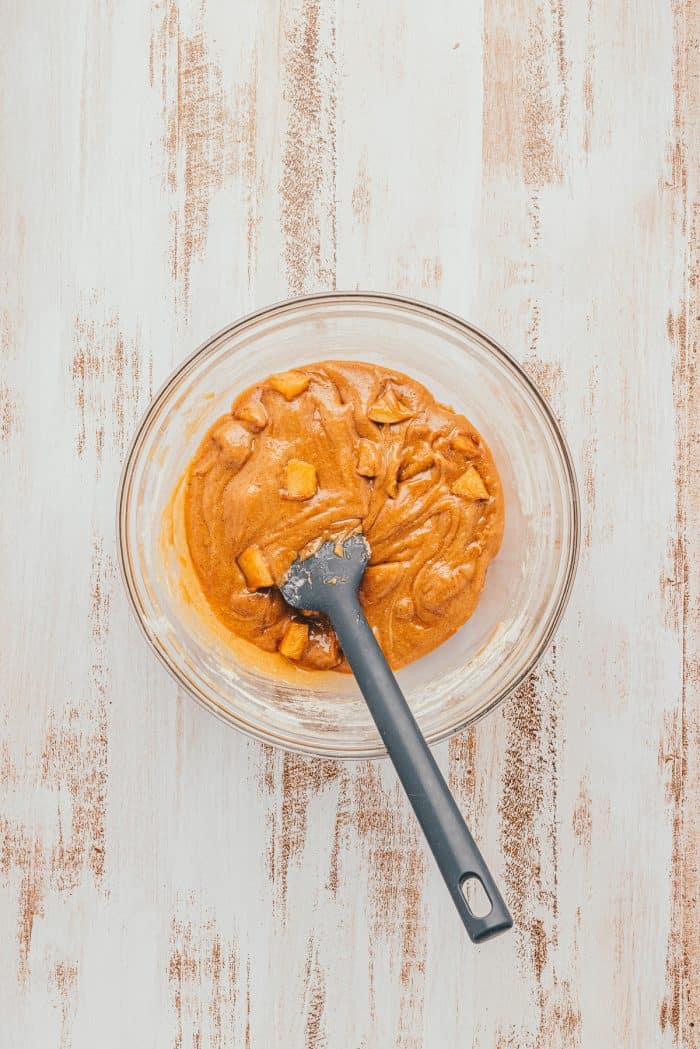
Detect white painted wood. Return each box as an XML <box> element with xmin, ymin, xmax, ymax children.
<box><xmin>1</xmin><ymin>1</ymin><xmax>697</xmax><ymax>1046</ymax></box>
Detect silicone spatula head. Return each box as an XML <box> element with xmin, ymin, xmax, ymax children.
<box><xmin>281</xmin><ymin>534</ymin><xmax>370</xmax><ymax>614</ymax></box>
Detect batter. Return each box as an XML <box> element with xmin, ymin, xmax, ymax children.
<box><xmin>184</xmin><ymin>361</ymin><xmax>504</xmax><ymax>671</ymax></box>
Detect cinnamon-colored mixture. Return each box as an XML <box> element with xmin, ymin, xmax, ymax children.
<box><xmin>184</xmin><ymin>361</ymin><xmax>504</xmax><ymax>671</ymax></box>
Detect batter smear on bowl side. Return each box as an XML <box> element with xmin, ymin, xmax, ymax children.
<box><xmin>184</xmin><ymin>361</ymin><xmax>504</xmax><ymax>671</ymax></box>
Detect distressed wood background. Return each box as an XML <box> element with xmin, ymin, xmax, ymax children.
<box><xmin>1</xmin><ymin>1</ymin><xmax>698</xmax><ymax>1046</ymax></box>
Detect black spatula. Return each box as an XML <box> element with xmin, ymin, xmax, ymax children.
<box><xmin>281</xmin><ymin>534</ymin><xmax>512</xmax><ymax>943</ymax></box>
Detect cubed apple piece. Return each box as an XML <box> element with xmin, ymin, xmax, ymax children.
<box><xmin>356</xmin><ymin>439</ymin><xmax>380</xmax><ymax>477</ymax></box>
<box><xmin>214</xmin><ymin>420</ymin><xmax>252</xmax><ymax>468</ymax></box>
<box><xmin>399</xmin><ymin>445</ymin><xmax>434</xmax><ymax>480</ymax></box>
<box><xmin>238</xmin><ymin>545</ymin><xmax>274</xmax><ymax>589</ymax></box>
<box><xmin>395</xmin><ymin>596</ymin><xmax>415</xmax><ymax>620</ymax></box>
<box><xmin>284</xmin><ymin>459</ymin><xmax>318</xmax><ymax>500</ymax></box>
<box><xmin>278</xmin><ymin>621</ymin><xmax>309</xmax><ymax>661</ymax></box>
<box><xmin>234</xmin><ymin>398</ymin><xmax>268</xmax><ymax>431</ymax></box>
<box><xmin>303</xmin><ymin>628</ymin><xmax>341</xmax><ymax>670</ymax></box>
<box><xmin>418</xmin><ymin>561</ymin><xmax>473</xmax><ymax>612</ymax></box>
<box><xmin>451</xmin><ymin>466</ymin><xmax>489</xmax><ymax>500</ymax></box>
<box><xmin>367</xmin><ymin>386</ymin><xmax>414</xmax><ymax>424</ymax></box>
<box><xmin>362</xmin><ymin>562</ymin><xmax>403</xmax><ymax>601</ymax></box>
<box><xmin>268</xmin><ymin>370</ymin><xmax>309</xmax><ymax>400</ymax></box>
<box><xmin>451</xmin><ymin>432</ymin><xmax>479</xmax><ymax>454</ymax></box>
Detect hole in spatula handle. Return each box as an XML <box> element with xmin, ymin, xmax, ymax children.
<box><xmin>461</xmin><ymin>875</ymin><xmax>493</xmax><ymax>918</ymax></box>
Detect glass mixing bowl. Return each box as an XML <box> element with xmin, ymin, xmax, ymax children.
<box><xmin>117</xmin><ymin>293</ymin><xmax>579</xmax><ymax>757</ymax></box>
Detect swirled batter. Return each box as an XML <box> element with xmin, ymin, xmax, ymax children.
<box><xmin>184</xmin><ymin>361</ymin><xmax>504</xmax><ymax>671</ymax></box>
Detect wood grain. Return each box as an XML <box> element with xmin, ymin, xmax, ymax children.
<box><xmin>1</xmin><ymin>0</ymin><xmax>698</xmax><ymax>1046</ymax></box>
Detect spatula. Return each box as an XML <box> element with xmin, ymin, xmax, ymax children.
<box><xmin>281</xmin><ymin>534</ymin><xmax>512</xmax><ymax>943</ymax></box>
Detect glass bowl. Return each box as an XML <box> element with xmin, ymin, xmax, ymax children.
<box><xmin>117</xmin><ymin>293</ymin><xmax>579</xmax><ymax>758</ymax></box>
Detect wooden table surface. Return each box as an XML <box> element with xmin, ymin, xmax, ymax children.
<box><xmin>1</xmin><ymin>1</ymin><xmax>698</xmax><ymax>1046</ymax></box>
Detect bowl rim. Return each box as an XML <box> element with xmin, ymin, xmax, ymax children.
<box><xmin>117</xmin><ymin>290</ymin><xmax>581</xmax><ymax>758</ymax></box>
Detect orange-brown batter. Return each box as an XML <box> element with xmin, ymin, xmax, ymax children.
<box><xmin>184</xmin><ymin>361</ymin><xmax>504</xmax><ymax>671</ymax></box>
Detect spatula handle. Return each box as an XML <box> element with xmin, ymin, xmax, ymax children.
<box><xmin>328</xmin><ymin>596</ymin><xmax>512</xmax><ymax>943</ymax></box>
